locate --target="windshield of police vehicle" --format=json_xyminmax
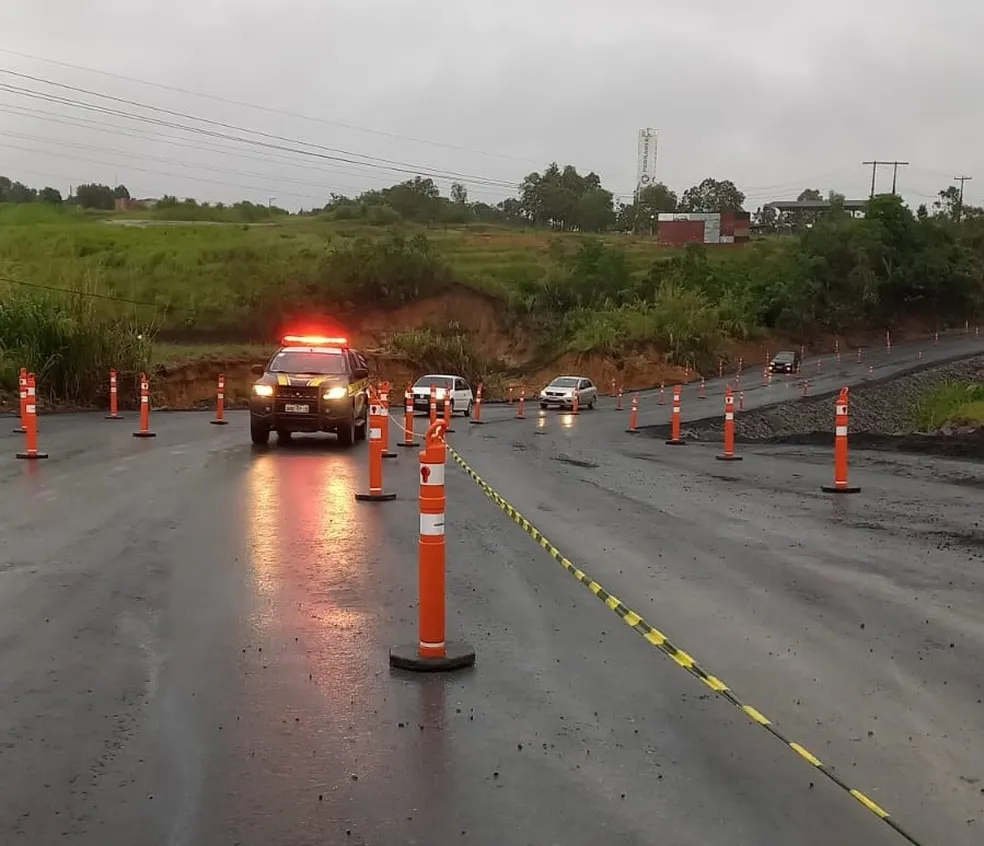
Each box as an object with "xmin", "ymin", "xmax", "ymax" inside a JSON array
[
  {"xmin": 268, "ymin": 350, "xmax": 348, "ymax": 374},
  {"xmin": 548, "ymin": 377, "xmax": 579, "ymax": 388},
  {"xmin": 414, "ymin": 375, "xmax": 453, "ymax": 389}
]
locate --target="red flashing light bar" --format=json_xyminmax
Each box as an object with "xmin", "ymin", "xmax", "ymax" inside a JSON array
[{"xmin": 282, "ymin": 334, "xmax": 348, "ymax": 347}]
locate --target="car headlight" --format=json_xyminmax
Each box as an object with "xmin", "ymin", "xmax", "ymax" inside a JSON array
[
  {"xmin": 322, "ymin": 386, "xmax": 347, "ymax": 400},
  {"xmin": 252, "ymin": 384, "xmax": 274, "ymax": 397}
]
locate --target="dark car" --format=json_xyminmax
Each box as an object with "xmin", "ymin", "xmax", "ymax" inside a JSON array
[
  {"xmin": 248, "ymin": 335, "xmax": 371, "ymax": 446},
  {"xmin": 769, "ymin": 350, "xmax": 800, "ymax": 374}
]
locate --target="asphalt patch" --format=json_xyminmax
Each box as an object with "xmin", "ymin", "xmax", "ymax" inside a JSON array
[{"xmin": 553, "ymin": 456, "xmax": 600, "ymax": 469}]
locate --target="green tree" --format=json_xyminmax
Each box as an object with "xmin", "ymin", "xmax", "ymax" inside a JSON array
[
  {"xmin": 113, "ymin": 184, "xmax": 131, "ymax": 200},
  {"xmin": 679, "ymin": 178, "xmax": 745, "ymax": 213},
  {"xmin": 450, "ymin": 181, "xmax": 468, "ymax": 205},
  {"xmin": 74, "ymin": 183, "xmax": 115, "ymax": 210},
  {"xmin": 38, "ymin": 186, "xmax": 63, "ymax": 204}
]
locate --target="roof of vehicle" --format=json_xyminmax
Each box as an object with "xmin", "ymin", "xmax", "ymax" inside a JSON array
[
  {"xmin": 548, "ymin": 375, "xmax": 588, "ymax": 382},
  {"xmin": 773, "ymin": 350, "xmax": 796, "ymax": 358},
  {"xmin": 414, "ymin": 374, "xmax": 464, "ymax": 382}
]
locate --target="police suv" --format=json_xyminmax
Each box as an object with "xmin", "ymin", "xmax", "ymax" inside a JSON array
[{"xmin": 249, "ymin": 335, "xmax": 371, "ymax": 446}]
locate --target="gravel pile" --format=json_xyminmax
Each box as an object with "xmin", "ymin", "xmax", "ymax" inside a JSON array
[{"xmin": 673, "ymin": 355, "xmax": 984, "ymax": 442}]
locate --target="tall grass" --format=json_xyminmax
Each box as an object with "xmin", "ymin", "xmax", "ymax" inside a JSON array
[
  {"xmin": 911, "ymin": 382, "xmax": 984, "ymax": 431},
  {"xmin": 0, "ymin": 278, "xmax": 154, "ymax": 402},
  {"xmin": 386, "ymin": 328, "xmax": 496, "ymax": 388}
]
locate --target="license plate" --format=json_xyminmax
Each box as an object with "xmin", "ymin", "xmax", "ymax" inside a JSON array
[{"xmin": 284, "ymin": 403, "xmax": 309, "ymax": 413}]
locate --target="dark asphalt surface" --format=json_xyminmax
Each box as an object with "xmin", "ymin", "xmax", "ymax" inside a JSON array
[{"xmin": 0, "ymin": 334, "xmax": 980, "ymax": 844}]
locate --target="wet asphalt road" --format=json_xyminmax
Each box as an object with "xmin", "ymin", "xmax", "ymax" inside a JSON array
[{"xmin": 0, "ymin": 335, "xmax": 981, "ymax": 845}]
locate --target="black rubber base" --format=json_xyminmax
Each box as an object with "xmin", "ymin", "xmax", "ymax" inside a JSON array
[
  {"xmin": 355, "ymin": 492, "xmax": 397, "ymax": 502},
  {"xmin": 16, "ymin": 452, "xmax": 48, "ymax": 460},
  {"xmin": 665, "ymin": 439, "xmax": 687, "ymax": 446},
  {"xmin": 533, "ymin": 430, "xmax": 546, "ymax": 435},
  {"xmin": 626, "ymin": 429, "xmax": 639, "ymax": 434},
  {"xmin": 105, "ymin": 414, "xmax": 124, "ymax": 420},
  {"xmin": 469, "ymin": 419, "xmax": 486, "ymax": 425},
  {"xmin": 389, "ymin": 641, "xmax": 476, "ymax": 672},
  {"xmin": 716, "ymin": 454, "xmax": 743, "ymax": 461},
  {"xmin": 12, "ymin": 427, "xmax": 26, "ymax": 434},
  {"xmin": 382, "ymin": 451, "xmax": 398, "ymax": 459},
  {"xmin": 209, "ymin": 419, "xmax": 229, "ymax": 426},
  {"xmin": 444, "ymin": 426, "xmax": 455, "ymax": 433},
  {"xmin": 397, "ymin": 441, "xmax": 416, "ymax": 448},
  {"xmin": 698, "ymin": 396, "xmax": 707, "ymax": 400},
  {"xmin": 132, "ymin": 431, "xmax": 157, "ymax": 438},
  {"xmin": 822, "ymin": 485, "xmax": 861, "ymax": 494}
]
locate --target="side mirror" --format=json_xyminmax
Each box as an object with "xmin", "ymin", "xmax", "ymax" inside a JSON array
[
  {"xmin": 250, "ymin": 364, "xmax": 264, "ymax": 376},
  {"xmin": 354, "ymin": 368, "xmax": 369, "ymax": 380}
]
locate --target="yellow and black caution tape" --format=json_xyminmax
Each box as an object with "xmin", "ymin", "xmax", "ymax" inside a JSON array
[{"xmin": 445, "ymin": 443, "xmax": 925, "ymax": 846}]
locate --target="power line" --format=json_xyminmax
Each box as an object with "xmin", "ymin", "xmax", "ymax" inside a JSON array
[
  {"xmin": 0, "ymin": 45, "xmax": 544, "ymax": 167},
  {"xmin": 0, "ymin": 68, "xmax": 520, "ymax": 191},
  {"xmin": 0, "ymin": 274, "xmax": 164, "ymax": 309}
]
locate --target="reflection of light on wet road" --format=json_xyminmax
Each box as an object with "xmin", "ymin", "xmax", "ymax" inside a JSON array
[
  {"xmin": 246, "ymin": 453, "xmax": 280, "ymax": 603},
  {"xmin": 560, "ymin": 413, "xmax": 574, "ymax": 429},
  {"xmin": 537, "ymin": 412, "xmax": 547, "ymax": 429}
]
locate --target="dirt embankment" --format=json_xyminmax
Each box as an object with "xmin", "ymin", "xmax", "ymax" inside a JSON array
[{"xmin": 647, "ymin": 355, "xmax": 984, "ymax": 459}]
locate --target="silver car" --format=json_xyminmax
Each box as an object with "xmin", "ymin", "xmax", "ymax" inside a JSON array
[{"xmin": 539, "ymin": 376, "xmax": 598, "ymax": 410}]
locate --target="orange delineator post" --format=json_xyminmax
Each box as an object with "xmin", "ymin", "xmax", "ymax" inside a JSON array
[
  {"xmin": 399, "ymin": 385, "xmax": 415, "ymax": 448},
  {"xmin": 13, "ymin": 367, "xmax": 27, "ymax": 433},
  {"xmin": 16, "ymin": 373, "xmax": 48, "ymax": 460},
  {"xmin": 379, "ymin": 382, "xmax": 397, "ymax": 458},
  {"xmin": 355, "ymin": 396, "xmax": 397, "ymax": 502},
  {"xmin": 106, "ymin": 369, "xmax": 124, "ymax": 420},
  {"xmin": 626, "ymin": 393, "xmax": 639, "ymax": 434},
  {"xmin": 822, "ymin": 388, "xmax": 860, "ymax": 494},
  {"xmin": 470, "ymin": 383, "xmax": 485, "ymax": 425},
  {"xmin": 665, "ymin": 384, "xmax": 686, "ymax": 446},
  {"xmin": 610, "ymin": 378, "xmax": 617, "ymax": 397},
  {"xmin": 389, "ymin": 420, "xmax": 475, "ymax": 672},
  {"xmin": 658, "ymin": 382, "xmax": 665, "ymax": 405},
  {"xmin": 571, "ymin": 388, "xmax": 580, "ymax": 415},
  {"xmin": 698, "ymin": 377, "xmax": 706, "ymax": 399},
  {"xmin": 429, "ymin": 384, "xmax": 438, "ymax": 426},
  {"xmin": 443, "ymin": 393, "xmax": 455, "ymax": 433},
  {"xmin": 615, "ymin": 386, "xmax": 623, "ymax": 411},
  {"xmin": 516, "ymin": 390, "xmax": 526, "ymax": 419},
  {"xmin": 716, "ymin": 387, "xmax": 742, "ymax": 462},
  {"xmin": 210, "ymin": 373, "xmax": 229, "ymax": 425},
  {"xmin": 132, "ymin": 373, "xmax": 156, "ymax": 438}
]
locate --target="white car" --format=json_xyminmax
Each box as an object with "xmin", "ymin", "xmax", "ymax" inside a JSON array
[
  {"xmin": 539, "ymin": 376, "xmax": 598, "ymax": 410},
  {"xmin": 411, "ymin": 374, "xmax": 475, "ymax": 416}
]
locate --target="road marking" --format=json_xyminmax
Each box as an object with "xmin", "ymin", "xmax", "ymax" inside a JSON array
[{"xmin": 445, "ymin": 444, "xmax": 924, "ymax": 846}]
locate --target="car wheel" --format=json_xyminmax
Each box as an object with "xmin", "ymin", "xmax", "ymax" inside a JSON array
[
  {"xmin": 588, "ymin": 396, "xmax": 596, "ymax": 410},
  {"xmin": 250, "ymin": 421, "xmax": 270, "ymax": 446},
  {"xmin": 464, "ymin": 400, "xmax": 472, "ymax": 418},
  {"xmin": 337, "ymin": 417, "xmax": 356, "ymax": 447}
]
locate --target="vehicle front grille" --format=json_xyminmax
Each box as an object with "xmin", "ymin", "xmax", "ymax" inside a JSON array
[{"xmin": 277, "ymin": 386, "xmax": 320, "ymax": 401}]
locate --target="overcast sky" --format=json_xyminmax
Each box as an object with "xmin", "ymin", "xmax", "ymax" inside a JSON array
[{"xmin": 0, "ymin": 1, "xmax": 981, "ymax": 211}]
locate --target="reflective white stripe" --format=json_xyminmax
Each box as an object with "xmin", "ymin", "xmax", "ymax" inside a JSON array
[
  {"xmin": 370, "ymin": 404, "xmax": 384, "ymax": 415},
  {"xmin": 725, "ymin": 412, "xmax": 734, "ymax": 421},
  {"xmin": 836, "ymin": 426, "xmax": 848, "ymax": 437},
  {"xmin": 27, "ymin": 387, "xmax": 35, "ymax": 397},
  {"xmin": 420, "ymin": 462, "xmax": 445, "ymax": 486},
  {"xmin": 836, "ymin": 405, "xmax": 847, "ymax": 415},
  {"xmin": 419, "ymin": 640, "xmax": 445, "ymax": 650},
  {"xmin": 141, "ymin": 396, "xmax": 149, "ymax": 403},
  {"xmin": 26, "ymin": 404, "xmax": 35, "ymax": 414},
  {"xmin": 110, "ymin": 387, "xmax": 117, "ymax": 394},
  {"xmin": 420, "ymin": 513, "xmax": 445, "ymax": 535},
  {"xmin": 217, "ymin": 392, "xmax": 224, "ymax": 400},
  {"xmin": 369, "ymin": 427, "xmax": 381, "ymax": 440}
]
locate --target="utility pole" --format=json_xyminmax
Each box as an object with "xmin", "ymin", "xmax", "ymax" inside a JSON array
[
  {"xmin": 862, "ymin": 161, "xmax": 909, "ymax": 197},
  {"xmin": 954, "ymin": 175, "xmax": 972, "ymax": 222}
]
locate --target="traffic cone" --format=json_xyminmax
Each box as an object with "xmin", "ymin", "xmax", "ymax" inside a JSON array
[
  {"xmin": 356, "ymin": 396, "xmax": 397, "ymax": 502},
  {"xmin": 516, "ymin": 390, "xmax": 526, "ymax": 419},
  {"xmin": 443, "ymin": 393, "xmax": 455, "ymax": 434},
  {"xmin": 716, "ymin": 386, "xmax": 742, "ymax": 462},
  {"xmin": 470, "ymin": 383, "xmax": 485, "ymax": 424},
  {"xmin": 626, "ymin": 393, "xmax": 639, "ymax": 434},
  {"xmin": 390, "ymin": 420, "xmax": 475, "ymax": 672},
  {"xmin": 106, "ymin": 369, "xmax": 124, "ymax": 420},
  {"xmin": 399, "ymin": 385, "xmax": 416, "ymax": 447},
  {"xmin": 132, "ymin": 373, "xmax": 156, "ymax": 438},
  {"xmin": 615, "ymin": 386, "xmax": 623, "ymax": 411},
  {"xmin": 210, "ymin": 373, "xmax": 229, "ymax": 425},
  {"xmin": 822, "ymin": 388, "xmax": 860, "ymax": 494},
  {"xmin": 13, "ymin": 367, "xmax": 27, "ymax": 433},
  {"xmin": 16, "ymin": 373, "xmax": 47, "ymax": 460},
  {"xmin": 379, "ymin": 382, "xmax": 397, "ymax": 458},
  {"xmin": 665, "ymin": 385, "xmax": 686, "ymax": 446}
]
